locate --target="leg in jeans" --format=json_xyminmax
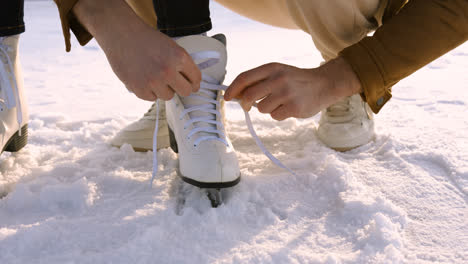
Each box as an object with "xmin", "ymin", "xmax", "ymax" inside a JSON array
[
  {"xmin": 0, "ymin": 0, "xmax": 25, "ymax": 37},
  {"xmin": 153, "ymin": 0, "xmax": 211, "ymax": 37},
  {"xmin": 1, "ymin": 0, "xmax": 28, "ymax": 154}
]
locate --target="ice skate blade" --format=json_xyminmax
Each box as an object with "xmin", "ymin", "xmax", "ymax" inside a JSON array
[
  {"xmin": 1, "ymin": 125, "xmax": 28, "ymax": 154},
  {"xmin": 206, "ymin": 189, "xmax": 222, "ymax": 208},
  {"xmin": 331, "ymin": 146, "xmax": 355, "ymax": 152},
  {"xmin": 180, "ymin": 174, "xmax": 241, "ymax": 189}
]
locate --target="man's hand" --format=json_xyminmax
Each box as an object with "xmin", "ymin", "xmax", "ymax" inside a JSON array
[
  {"xmin": 224, "ymin": 57, "xmax": 362, "ymax": 121},
  {"xmin": 73, "ymin": 0, "xmax": 201, "ymax": 101}
]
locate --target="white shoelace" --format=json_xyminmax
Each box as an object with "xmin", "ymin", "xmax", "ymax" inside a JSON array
[
  {"xmin": 150, "ymin": 51, "xmax": 296, "ymax": 185},
  {"xmin": 0, "ymin": 39, "xmax": 23, "ymax": 135}
]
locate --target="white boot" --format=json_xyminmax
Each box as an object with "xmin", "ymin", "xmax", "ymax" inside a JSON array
[
  {"xmin": 1, "ymin": 35, "xmax": 28, "ymax": 155},
  {"xmin": 166, "ymin": 34, "xmax": 240, "ymax": 188},
  {"xmin": 110, "ymin": 102, "xmax": 169, "ymax": 151},
  {"xmin": 317, "ymin": 94, "xmax": 374, "ymax": 151}
]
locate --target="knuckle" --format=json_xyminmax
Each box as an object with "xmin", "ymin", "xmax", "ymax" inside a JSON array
[
  {"xmin": 271, "ymin": 112, "xmax": 284, "ymax": 121},
  {"xmin": 135, "ymin": 90, "xmax": 151, "ymax": 101},
  {"xmin": 243, "ymin": 90, "xmax": 255, "ymax": 102},
  {"xmin": 181, "ymin": 86, "xmax": 191, "ymax": 97},
  {"xmin": 285, "ymin": 88, "xmax": 295, "ymax": 98},
  {"xmin": 133, "ymin": 90, "xmax": 145, "ymax": 100},
  {"xmin": 265, "ymin": 62, "xmax": 276, "ymax": 69},
  {"xmin": 146, "ymin": 93, "xmax": 157, "ymax": 101},
  {"xmin": 162, "ymin": 89, "xmax": 175, "ymax": 100},
  {"xmin": 242, "ymin": 90, "xmax": 253, "ymax": 102},
  {"xmin": 280, "ymin": 87, "xmax": 292, "ymax": 98},
  {"xmin": 257, "ymin": 103, "xmax": 268, "ymax": 113},
  {"xmin": 174, "ymin": 47, "xmax": 187, "ymax": 61},
  {"xmin": 289, "ymin": 104, "xmax": 301, "ymax": 117},
  {"xmin": 156, "ymin": 87, "xmax": 168, "ymax": 100},
  {"xmin": 276, "ymin": 73, "xmax": 288, "ymax": 85},
  {"xmin": 268, "ymin": 62, "xmax": 281, "ymax": 71},
  {"xmin": 161, "ymin": 66, "xmax": 173, "ymax": 79},
  {"xmin": 193, "ymin": 69, "xmax": 202, "ymax": 84},
  {"xmin": 155, "ymin": 62, "xmax": 172, "ymax": 80},
  {"xmin": 125, "ymin": 83, "xmax": 136, "ymax": 93},
  {"xmin": 145, "ymin": 75, "xmax": 157, "ymax": 88},
  {"xmin": 236, "ymin": 73, "xmax": 248, "ymax": 84}
]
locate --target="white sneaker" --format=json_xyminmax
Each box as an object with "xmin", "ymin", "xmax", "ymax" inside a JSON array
[
  {"xmin": 165, "ymin": 34, "xmax": 240, "ymax": 188},
  {"xmin": 1, "ymin": 35, "xmax": 28, "ymax": 155},
  {"xmin": 317, "ymin": 94, "xmax": 374, "ymax": 151},
  {"xmin": 110, "ymin": 102, "xmax": 169, "ymax": 151}
]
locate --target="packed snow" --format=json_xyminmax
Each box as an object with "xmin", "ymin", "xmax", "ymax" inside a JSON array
[{"xmin": 1, "ymin": 1, "xmax": 467, "ymax": 263}]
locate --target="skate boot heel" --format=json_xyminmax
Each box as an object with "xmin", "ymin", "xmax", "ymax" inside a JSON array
[
  {"xmin": 168, "ymin": 127, "xmax": 178, "ymax": 153},
  {"xmin": 5, "ymin": 124, "xmax": 28, "ymax": 152}
]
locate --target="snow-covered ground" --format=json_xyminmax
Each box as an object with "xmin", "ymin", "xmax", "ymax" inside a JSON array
[{"xmin": 1, "ymin": 1, "xmax": 467, "ymax": 263}]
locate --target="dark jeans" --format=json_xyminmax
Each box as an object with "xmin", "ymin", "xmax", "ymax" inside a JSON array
[
  {"xmin": 0, "ymin": 0, "xmax": 25, "ymax": 37},
  {"xmin": 153, "ymin": 0, "xmax": 211, "ymax": 37},
  {"xmin": 1, "ymin": 0, "xmax": 209, "ymax": 37}
]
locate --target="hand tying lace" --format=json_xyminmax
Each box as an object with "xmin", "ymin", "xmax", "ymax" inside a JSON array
[{"xmin": 150, "ymin": 51, "xmax": 296, "ymax": 186}]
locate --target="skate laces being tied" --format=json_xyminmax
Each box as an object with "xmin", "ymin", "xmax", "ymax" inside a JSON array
[
  {"xmin": 0, "ymin": 38, "xmax": 23, "ymax": 135},
  {"xmin": 150, "ymin": 51, "xmax": 296, "ymax": 185}
]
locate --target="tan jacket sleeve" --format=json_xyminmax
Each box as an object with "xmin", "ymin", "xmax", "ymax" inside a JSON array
[
  {"xmin": 53, "ymin": 0, "xmax": 157, "ymax": 52},
  {"xmin": 53, "ymin": 0, "xmax": 92, "ymax": 52},
  {"xmin": 340, "ymin": 0, "xmax": 468, "ymax": 113}
]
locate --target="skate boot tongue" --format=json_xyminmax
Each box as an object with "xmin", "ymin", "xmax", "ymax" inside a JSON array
[
  {"xmin": 325, "ymin": 97, "xmax": 354, "ymax": 123},
  {"xmin": 176, "ymin": 35, "xmax": 228, "ymax": 145},
  {"xmin": 179, "ymin": 77, "xmax": 219, "ymax": 140}
]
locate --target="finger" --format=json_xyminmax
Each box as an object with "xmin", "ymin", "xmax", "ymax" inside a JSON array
[
  {"xmin": 257, "ymin": 92, "xmax": 287, "ymax": 114},
  {"xmin": 133, "ymin": 87, "xmax": 158, "ymax": 101},
  {"xmin": 180, "ymin": 72, "xmax": 200, "ymax": 93},
  {"xmin": 170, "ymin": 72, "xmax": 193, "ymax": 97},
  {"xmin": 240, "ymin": 100, "xmax": 253, "ymax": 112},
  {"xmin": 270, "ymin": 104, "xmax": 294, "ymax": 121},
  {"xmin": 239, "ymin": 77, "xmax": 279, "ymax": 112},
  {"xmin": 225, "ymin": 63, "xmax": 279, "ymax": 101},
  {"xmin": 241, "ymin": 78, "xmax": 273, "ymax": 106},
  {"xmin": 179, "ymin": 52, "xmax": 202, "ymax": 92},
  {"xmin": 155, "ymin": 85, "xmax": 175, "ymax": 101}
]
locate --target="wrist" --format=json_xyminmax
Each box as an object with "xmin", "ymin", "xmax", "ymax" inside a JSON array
[
  {"xmin": 325, "ymin": 56, "xmax": 362, "ymax": 99},
  {"xmin": 73, "ymin": 0, "xmax": 148, "ymax": 48}
]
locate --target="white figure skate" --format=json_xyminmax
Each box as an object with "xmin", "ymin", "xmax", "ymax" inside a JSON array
[
  {"xmin": 111, "ymin": 102, "xmax": 170, "ymax": 151},
  {"xmin": 317, "ymin": 94, "xmax": 374, "ymax": 151},
  {"xmin": 165, "ymin": 34, "xmax": 240, "ymax": 206},
  {"xmin": 0, "ymin": 35, "xmax": 28, "ymax": 155}
]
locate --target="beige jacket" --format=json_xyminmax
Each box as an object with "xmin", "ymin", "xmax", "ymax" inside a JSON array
[{"xmin": 53, "ymin": 0, "xmax": 468, "ymax": 113}]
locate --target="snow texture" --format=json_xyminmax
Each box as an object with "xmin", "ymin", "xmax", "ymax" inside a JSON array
[{"xmin": 1, "ymin": 1, "xmax": 467, "ymax": 263}]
